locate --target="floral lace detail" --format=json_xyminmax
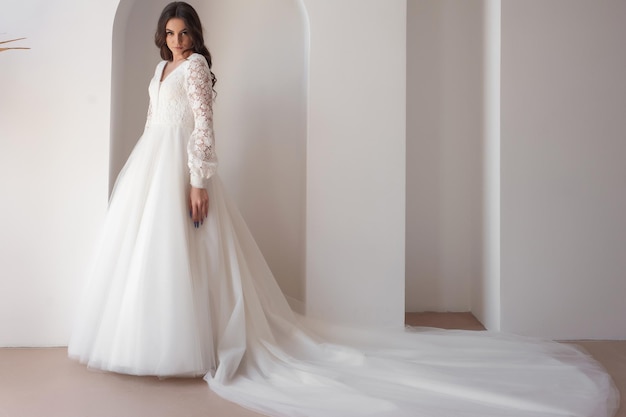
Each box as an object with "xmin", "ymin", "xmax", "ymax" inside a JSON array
[{"xmin": 185, "ymin": 54, "xmax": 217, "ymax": 188}]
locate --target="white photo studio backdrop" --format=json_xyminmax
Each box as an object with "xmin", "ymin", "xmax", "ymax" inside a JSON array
[{"xmin": 1, "ymin": 0, "xmax": 625, "ymax": 346}]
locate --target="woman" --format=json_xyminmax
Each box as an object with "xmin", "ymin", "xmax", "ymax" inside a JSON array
[{"xmin": 69, "ymin": 2, "xmax": 619, "ymax": 416}]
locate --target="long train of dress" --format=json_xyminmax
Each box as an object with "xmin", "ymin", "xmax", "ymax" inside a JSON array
[{"xmin": 68, "ymin": 53, "xmax": 619, "ymax": 417}]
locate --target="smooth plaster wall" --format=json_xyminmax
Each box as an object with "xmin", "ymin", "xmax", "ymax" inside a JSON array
[
  {"xmin": 473, "ymin": 0, "xmax": 501, "ymax": 331},
  {"xmin": 6, "ymin": 0, "xmax": 622, "ymax": 344},
  {"xmin": 0, "ymin": 0, "xmax": 115, "ymax": 346},
  {"xmin": 1, "ymin": 0, "xmax": 407, "ymax": 345},
  {"xmin": 200, "ymin": 0, "xmax": 308, "ymax": 303},
  {"xmin": 501, "ymin": 0, "xmax": 626, "ymax": 339},
  {"xmin": 304, "ymin": 0, "xmax": 407, "ymax": 327},
  {"xmin": 110, "ymin": 0, "xmax": 169, "ymax": 191},
  {"xmin": 406, "ymin": 0, "xmax": 483, "ymax": 313}
]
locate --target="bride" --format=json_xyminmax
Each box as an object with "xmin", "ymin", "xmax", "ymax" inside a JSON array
[{"xmin": 68, "ymin": 2, "xmax": 619, "ymax": 416}]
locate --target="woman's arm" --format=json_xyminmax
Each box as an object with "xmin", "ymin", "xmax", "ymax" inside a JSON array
[
  {"xmin": 186, "ymin": 54, "xmax": 217, "ymax": 188},
  {"xmin": 186, "ymin": 54, "xmax": 218, "ymax": 226}
]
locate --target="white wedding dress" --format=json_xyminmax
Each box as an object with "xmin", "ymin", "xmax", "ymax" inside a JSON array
[{"xmin": 68, "ymin": 53, "xmax": 619, "ymax": 417}]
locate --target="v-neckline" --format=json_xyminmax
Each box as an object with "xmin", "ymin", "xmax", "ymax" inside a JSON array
[{"xmin": 160, "ymin": 59, "xmax": 186, "ymax": 83}]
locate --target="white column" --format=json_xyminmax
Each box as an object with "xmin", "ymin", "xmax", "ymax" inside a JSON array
[
  {"xmin": 473, "ymin": 0, "xmax": 501, "ymax": 330},
  {"xmin": 303, "ymin": 0, "xmax": 407, "ymax": 327}
]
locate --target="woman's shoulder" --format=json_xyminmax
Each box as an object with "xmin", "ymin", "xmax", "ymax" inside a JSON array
[
  {"xmin": 150, "ymin": 60, "xmax": 167, "ymax": 79},
  {"xmin": 153, "ymin": 59, "xmax": 167, "ymax": 72},
  {"xmin": 188, "ymin": 52, "xmax": 203, "ymax": 60},
  {"xmin": 186, "ymin": 53, "xmax": 206, "ymax": 64}
]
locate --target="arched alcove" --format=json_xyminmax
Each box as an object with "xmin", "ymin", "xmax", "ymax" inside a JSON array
[
  {"xmin": 111, "ymin": 0, "xmax": 309, "ymax": 303},
  {"xmin": 110, "ymin": 0, "xmax": 167, "ymax": 191}
]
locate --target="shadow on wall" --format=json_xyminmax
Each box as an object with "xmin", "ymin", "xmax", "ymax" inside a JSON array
[
  {"xmin": 405, "ymin": 0, "xmax": 486, "ymax": 315},
  {"xmin": 110, "ymin": 0, "xmax": 309, "ymax": 303}
]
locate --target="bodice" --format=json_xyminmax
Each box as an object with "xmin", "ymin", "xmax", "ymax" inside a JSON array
[
  {"xmin": 143, "ymin": 53, "xmax": 217, "ymax": 189},
  {"xmin": 148, "ymin": 61, "xmax": 195, "ymax": 128}
]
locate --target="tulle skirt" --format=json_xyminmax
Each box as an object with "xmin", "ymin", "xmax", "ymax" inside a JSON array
[{"xmin": 68, "ymin": 124, "xmax": 620, "ymax": 417}]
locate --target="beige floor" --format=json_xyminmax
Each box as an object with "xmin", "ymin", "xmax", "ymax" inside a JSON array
[{"xmin": 0, "ymin": 313, "xmax": 622, "ymax": 417}]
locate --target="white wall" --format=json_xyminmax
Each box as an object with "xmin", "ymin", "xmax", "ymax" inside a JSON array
[
  {"xmin": 501, "ymin": 0, "xmax": 626, "ymax": 339},
  {"xmin": 6, "ymin": 0, "xmax": 622, "ymax": 344},
  {"xmin": 304, "ymin": 0, "xmax": 407, "ymax": 327},
  {"xmin": 406, "ymin": 0, "xmax": 483, "ymax": 313},
  {"xmin": 110, "ymin": 0, "xmax": 169, "ymax": 190},
  {"xmin": 0, "ymin": 0, "xmax": 115, "ymax": 346},
  {"xmin": 200, "ymin": 0, "xmax": 308, "ymax": 303},
  {"xmin": 407, "ymin": 0, "xmax": 626, "ymax": 339},
  {"xmin": 473, "ymin": 0, "xmax": 501, "ymax": 331},
  {"xmin": 1, "ymin": 0, "xmax": 407, "ymax": 345}
]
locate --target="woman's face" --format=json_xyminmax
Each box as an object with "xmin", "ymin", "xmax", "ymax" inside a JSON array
[{"xmin": 165, "ymin": 18, "xmax": 192, "ymax": 60}]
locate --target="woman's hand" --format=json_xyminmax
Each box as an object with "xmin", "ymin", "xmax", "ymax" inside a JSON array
[{"xmin": 189, "ymin": 187, "xmax": 209, "ymax": 228}]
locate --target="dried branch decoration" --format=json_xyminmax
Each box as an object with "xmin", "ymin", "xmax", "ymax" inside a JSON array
[{"xmin": 0, "ymin": 37, "xmax": 30, "ymax": 53}]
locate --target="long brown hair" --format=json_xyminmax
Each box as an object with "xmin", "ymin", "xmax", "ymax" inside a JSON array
[{"xmin": 155, "ymin": 2, "xmax": 217, "ymax": 89}]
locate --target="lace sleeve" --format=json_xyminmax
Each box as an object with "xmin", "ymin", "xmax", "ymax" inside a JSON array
[{"xmin": 185, "ymin": 54, "xmax": 217, "ymax": 188}]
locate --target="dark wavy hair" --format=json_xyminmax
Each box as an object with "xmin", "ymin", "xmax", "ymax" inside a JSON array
[{"xmin": 155, "ymin": 2, "xmax": 217, "ymax": 89}]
